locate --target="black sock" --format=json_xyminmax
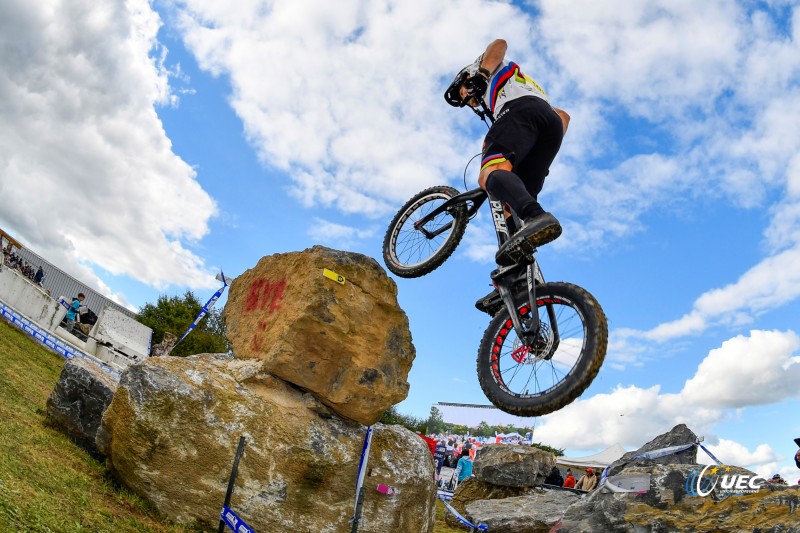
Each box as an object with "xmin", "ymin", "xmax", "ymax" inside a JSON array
[
  {"xmin": 486, "ymin": 169, "xmax": 544, "ymax": 220},
  {"xmin": 506, "ymin": 216, "xmax": 518, "ymax": 235}
]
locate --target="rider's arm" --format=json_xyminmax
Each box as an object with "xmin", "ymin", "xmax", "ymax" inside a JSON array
[
  {"xmin": 553, "ymin": 107, "xmax": 570, "ymax": 135},
  {"xmin": 478, "ymin": 39, "xmax": 507, "ymax": 76}
]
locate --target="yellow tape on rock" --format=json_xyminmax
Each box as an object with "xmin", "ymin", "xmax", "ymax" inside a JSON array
[{"xmin": 323, "ymin": 268, "xmax": 346, "ymax": 285}]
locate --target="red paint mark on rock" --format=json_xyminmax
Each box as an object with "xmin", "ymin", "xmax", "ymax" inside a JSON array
[
  {"xmin": 244, "ymin": 277, "xmax": 287, "ymax": 314},
  {"xmin": 251, "ymin": 334, "xmax": 264, "ymax": 351}
]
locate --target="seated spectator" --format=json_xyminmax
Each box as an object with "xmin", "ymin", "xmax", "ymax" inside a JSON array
[
  {"xmin": 544, "ymin": 465, "xmax": 564, "ymax": 487},
  {"xmin": 575, "ymin": 468, "xmax": 598, "ymax": 491},
  {"xmin": 562, "ymin": 469, "xmax": 576, "ymax": 488}
]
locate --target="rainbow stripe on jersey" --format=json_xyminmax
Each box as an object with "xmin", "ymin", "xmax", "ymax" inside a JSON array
[{"xmin": 484, "ymin": 61, "xmax": 549, "ymax": 114}]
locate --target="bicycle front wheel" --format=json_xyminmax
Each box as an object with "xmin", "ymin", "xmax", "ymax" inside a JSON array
[
  {"xmin": 477, "ymin": 282, "xmax": 608, "ymax": 417},
  {"xmin": 382, "ymin": 186, "xmax": 468, "ymax": 278}
]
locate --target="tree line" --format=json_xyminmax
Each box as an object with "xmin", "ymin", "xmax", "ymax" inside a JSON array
[{"xmin": 135, "ymin": 291, "xmax": 229, "ymax": 358}]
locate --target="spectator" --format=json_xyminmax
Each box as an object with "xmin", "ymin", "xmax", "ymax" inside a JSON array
[
  {"xmin": 63, "ymin": 293, "xmax": 85, "ymax": 333},
  {"xmin": 454, "ymin": 449, "xmax": 474, "ymax": 485},
  {"xmin": 769, "ymin": 474, "xmax": 786, "ymax": 485},
  {"xmin": 433, "ymin": 439, "xmax": 447, "ymax": 480},
  {"xmin": 34, "ymin": 266, "xmax": 44, "ymax": 285},
  {"xmin": 575, "ymin": 468, "xmax": 598, "ymax": 491},
  {"xmin": 544, "ymin": 465, "xmax": 564, "ymax": 487},
  {"xmin": 795, "ymin": 439, "xmax": 800, "ymax": 469},
  {"xmin": 562, "ymin": 469, "xmax": 576, "ymax": 488}
]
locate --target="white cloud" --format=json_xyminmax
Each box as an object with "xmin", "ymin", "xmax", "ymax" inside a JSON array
[
  {"xmin": 698, "ymin": 438, "xmax": 779, "ymax": 470},
  {"xmin": 535, "ymin": 385, "xmax": 687, "ymax": 450},
  {"xmin": 681, "ymin": 330, "xmax": 800, "ymax": 408},
  {"xmin": 165, "ymin": 0, "xmax": 800, "ymax": 284},
  {"xmin": 171, "ymin": 0, "xmax": 540, "ymax": 217},
  {"xmin": 642, "ymin": 249, "xmax": 800, "ymax": 341},
  {"xmin": 535, "ymin": 330, "xmax": 799, "ymax": 459},
  {"xmin": 460, "ymin": 217, "xmax": 498, "ymax": 264},
  {"xmin": 0, "ymin": 0, "xmax": 218, "ymax": 295},
  {"xmin": 3, "ymin": 0, "xmax": 796, "ymax": 305},
  {"xmin": 307, "ymin": 217, "xmax": 376, "ymax": 248},
  {"xmin": 530, "ymin": 1, "xmax": 800, "ymax": 254}
]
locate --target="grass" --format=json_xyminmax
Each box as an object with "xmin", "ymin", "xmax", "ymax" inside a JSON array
[
  {"xmin": 433, "ymin": 499, "xmax": 466, "ymax": 533},
  {"xmin": 0, "ymin": 319, "xmax": 202, "ymax": 533},
  {"xmin": 0, "ymin": 318, "xmax": 465, "ymax": 532}
]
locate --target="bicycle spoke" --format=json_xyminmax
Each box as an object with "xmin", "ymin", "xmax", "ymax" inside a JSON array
[
  {"xmin": 392, "ymin": 198, "xmax": 455, "ymax": 268},
  {"xmin": 495, "ymin": 297, "xmax": 587, "ymax": 398}
]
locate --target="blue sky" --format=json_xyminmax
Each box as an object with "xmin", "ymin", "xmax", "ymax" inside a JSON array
[{"xmin": 1, "ymin": 0, "xmax": 799, "ymax": 480}]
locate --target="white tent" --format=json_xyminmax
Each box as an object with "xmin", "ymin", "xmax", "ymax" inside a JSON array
[{"xmin": 556, "ymin": 443, "xmax": 627, "ymax": 470}]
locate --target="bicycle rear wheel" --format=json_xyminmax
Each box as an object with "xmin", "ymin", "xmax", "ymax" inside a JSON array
[
  {"xmin": 477, "ymin": 282, "xmax": 607, "ymax": 417},
  {"xmin": 382, "ymin": 186, "xmax": 468, "ymax": 278}
]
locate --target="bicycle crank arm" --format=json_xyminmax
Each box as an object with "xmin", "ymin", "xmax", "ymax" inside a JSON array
[{"xmin": 414, "ymin": 220, "xmax": 453, "ymax": 239}]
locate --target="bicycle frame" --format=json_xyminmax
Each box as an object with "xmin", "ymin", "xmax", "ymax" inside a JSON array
[
  {"xmin": 412, "ymin": 187, "xmax": 487, "ymax": 239},
  {"xmin": 492, "ymin": 261, "xmax": 559, "ymax": 353},
  {"xmin": 413, "ymin": 185, "xmax": 561, "ymax": 351}
]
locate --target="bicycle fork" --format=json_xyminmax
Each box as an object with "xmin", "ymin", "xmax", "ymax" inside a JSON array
[
  {"xmin": 493, "ymin": 264, "xmax": 538, "ymax": 343},
  {"xmin": 492, "ymin": 262, "xmax": 561, "ymax": 358}
]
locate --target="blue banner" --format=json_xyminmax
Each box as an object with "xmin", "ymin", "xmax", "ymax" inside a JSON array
[
  {"xmin": 171, "ymin": 272, "xmax": 228, "ymax": 352},
  {"xmin": 632, "ymin": 442, "xmax": 696, "ymax": 461},
  {"xmin": 438, "ymin": 496, "xmax": 488, "ymax": 531},
  {"xmin": 220, "ymin": 506, "xmax": 255, "ymax": 533},
  {"xmin": 0, "ymin": 300, "xmax": 119, "ymax": 377},
  {"xmin": 352, "ymin": 425, "xmax": 374, "ymax": 519},
  {"xmin": 697, "ymin": 443, "xmax": 723, "ymax": 466}
]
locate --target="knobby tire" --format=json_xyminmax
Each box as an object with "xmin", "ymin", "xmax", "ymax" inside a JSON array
[
  {"xmin": 382, "ymin": 186, "xmax": 468, "ymax": 278},
  {"xmin": 477, "ymin": 282, "xmax": 608, "ymax": 417}
]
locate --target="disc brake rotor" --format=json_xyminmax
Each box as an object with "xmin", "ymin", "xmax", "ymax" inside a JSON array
[{"xmin": 510, "ymin": 322, "xmax": 554, "ymax": 364}]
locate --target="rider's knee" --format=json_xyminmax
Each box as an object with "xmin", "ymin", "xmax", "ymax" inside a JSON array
[
  {"xmin": 479, "ymin": 160, "xmax": 513, "ymax": 190},
  {"xmin": 483, "ymin": 168, "xmax": 517, "ymax": 193}
]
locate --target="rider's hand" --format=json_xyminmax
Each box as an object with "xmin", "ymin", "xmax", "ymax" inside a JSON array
[{"xmin": 464, "ymin": 73, "xmax": 488, "ymax": 99}]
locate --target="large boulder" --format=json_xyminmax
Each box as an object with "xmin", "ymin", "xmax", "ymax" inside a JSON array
[
  {"xmin": 225, "ymin": 246, "xmax": 415, "ymax": 425},
  {"xmin": 98, "ymin": 353, "xmax": 436, "ymax": 532},
  {"xmin": 46, "ymin": 357, "xmax": 119, "ymax": 458},
  {"xmin": 473, "ymin": 444, "xmax": 555, "ymax": 487},
  {"xmin": 445, "ymin": 477, "xmax": 533, "ymax": 529},
  {"xmin": 606, "ymin": 423, "xmax": 698, "ymax": 477},
  {"xmin": 558, "ymin": 464, "xmax": 799, "ymax": 532},
  {"xmin": 466, "ymin": 489, "xmax": 581, "ymax": 533}
]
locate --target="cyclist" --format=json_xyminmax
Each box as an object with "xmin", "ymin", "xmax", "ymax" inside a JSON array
[{"xmin": 445, "ymin": 38, "xmax": 570, "ymax": 313}]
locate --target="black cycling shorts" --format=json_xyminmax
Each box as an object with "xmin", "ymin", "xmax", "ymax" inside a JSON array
[{"xmin": 481, "ymin": 96, "xmax": 563, "ymax": 199}]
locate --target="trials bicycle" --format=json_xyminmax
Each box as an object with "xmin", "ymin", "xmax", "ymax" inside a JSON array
[
  {"xmin": 382, "ymin": 183, "xmax": 608, "ymax": 417},
  {"xmin": 382, "ymin": 75, "xmax": 608, "ymax": 417}
]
